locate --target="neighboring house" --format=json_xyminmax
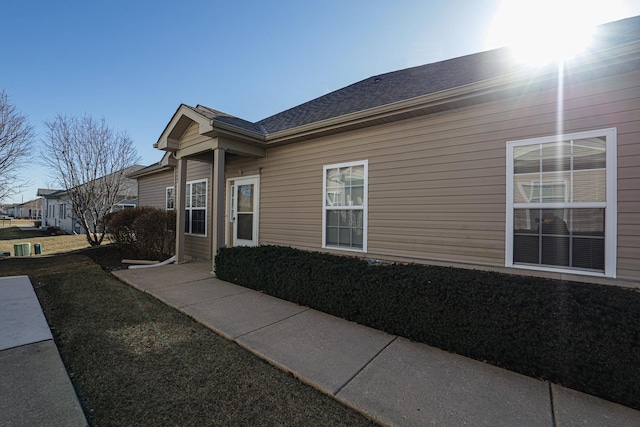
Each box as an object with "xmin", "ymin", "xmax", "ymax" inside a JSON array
[
  {"xmin": 0, "ymin": 204, "xmax": 18, "ymax": 217},
  {"xmin": 19, "ymin": 198, "xmax": 42, "ymax": 219},
  {"xmin": 132, "ymin": 16, "xmax": 640, "ymax": 287},
  {"xmin": 36, "ymin": 189, "xmax": 58, "ymax": 223},
  {"xmin": 42, "ymin": 166, "xmax": 143, "ymax": 234},
  {"xmin": 0, "ymin": 199, "xmax": 42, "ymax": 219}
]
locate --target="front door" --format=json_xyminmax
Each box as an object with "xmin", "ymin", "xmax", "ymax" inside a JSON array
[{"xmin": 231, "ymin": 176, "xmax": 259, "ymax": 247}]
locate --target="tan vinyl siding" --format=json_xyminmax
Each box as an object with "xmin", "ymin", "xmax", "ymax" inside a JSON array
[
  {"xmin": 617, "ymin": 119, "xmax": 640, "ymax": 280},
  {"xmin": 137, "ymin": 160, "xmax": 212, "ymax": 260},
  {"xmin": 224, "ymin": 69, "xmax": 640, "ymax": 283},
  {"xmin": 184, "ymin": 160, "xmax": 212, "ymax": 260},
  {"xmin": 181, "ymin": 122, "xmax": 210, "ymax": 149},
  {"xmin": 137, "ymin": 170, "xmax": 174, "ymax": 209}
]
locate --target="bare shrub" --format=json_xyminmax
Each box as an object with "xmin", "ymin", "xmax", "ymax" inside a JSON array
[{"xmin": 105, "ymin": 207, "xmax": 176, "ymax": 260}]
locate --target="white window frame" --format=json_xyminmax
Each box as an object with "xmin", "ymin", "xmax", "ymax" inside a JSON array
[
  {"xmin": 322, "ymin": 160, "xmax": 368, "ymax": 252},
  {"xmin": 506, "ymin": 128, "xmax": 617, "ymax": 278},
  {"xmin": 111, "ymin": 203, "xmax": 136, "ymax": 213},
  {"xmin": 166, "ymin": 186, "xmax": 175, "ymax": 210},
  {"xmin": 185, "ymin": 179, "xmax": 207, "ymax": 237}
]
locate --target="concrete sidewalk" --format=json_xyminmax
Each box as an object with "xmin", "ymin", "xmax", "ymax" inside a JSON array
[
  {"xmin": 0, "ymin": 276, "xmax": 87, "ymax": 427},
  {"xmin": 114, "ymin": 262, "xmax": 640, "ymax": 426}
]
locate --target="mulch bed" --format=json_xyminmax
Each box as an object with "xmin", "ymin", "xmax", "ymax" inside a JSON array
[{"xmin": 74, "ymin": 244, "xmax": 129, "ymax": 271}]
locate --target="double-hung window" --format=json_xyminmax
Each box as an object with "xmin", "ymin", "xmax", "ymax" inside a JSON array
[
  {"xmin": 185, "ymin": 180, "xmax": 207, "ymax": 236},
  {"xmin": 166, "ymin": 186, "xmax": 175, "ymax": 210},
  {"xmin": 323, "ymin": 160, "xmax": 368, "ymax": 252},
  {"xmin": 506, "ymin": 128, "xmax": 616, "ymax": 277}
]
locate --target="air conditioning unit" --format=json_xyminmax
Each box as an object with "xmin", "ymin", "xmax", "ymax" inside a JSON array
[{"xmin": 14, "ymin": 242, "xmax": 31, "ymax": 257}]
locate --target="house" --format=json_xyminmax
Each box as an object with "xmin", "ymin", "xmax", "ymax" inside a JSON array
[
  {"xmin": 42, "ymin": 166, "xmax": 143, "ymax": 234},
  {"xmin": 19, "ymin": 198, "xmax": 42, "ymax": 219},
  {"xmin": 36, "ymin": 189, "xmax": 58, "ymax": 222},
  {"xmin": 131, "ymin": 16, "xmax": 640, "ymax": 287},
  {"xmin": 0, "ymin": 204, "xmax": 18, "ymax": 218},
  {"xmin": 0, "ymin": 199, "xmax": 42, "ymax": 219}
]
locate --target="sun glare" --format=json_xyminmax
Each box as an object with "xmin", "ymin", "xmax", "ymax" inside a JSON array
[{"xmin": 487, "ymin": 0, "xmax": 632, "ymax": 65}]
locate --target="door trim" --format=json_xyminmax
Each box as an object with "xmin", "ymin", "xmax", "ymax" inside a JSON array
[{"xmin": 226, "ymin": 175, "xmax": 260, "ymax": 247}]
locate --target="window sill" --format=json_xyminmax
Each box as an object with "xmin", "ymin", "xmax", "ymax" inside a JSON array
[
  {"xmin": 508, "ymin": 263, "xmax": 613, "ymax": 278},
  {"xmin": 323, "ymin": 244, "xmax": 366, "ymax": 253}
]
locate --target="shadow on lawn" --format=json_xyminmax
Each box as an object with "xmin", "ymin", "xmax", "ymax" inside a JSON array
[{"xmin": 0, "ymin": 252, "xmax": 378, "ymax": 426}]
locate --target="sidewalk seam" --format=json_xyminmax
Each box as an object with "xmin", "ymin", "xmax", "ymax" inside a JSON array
[
  {"xmin": 0, "ymin": 338, "xmax": 55, "ymax": 352},
  {"xmin": 179, "ymin": 289, "xmax": 252, "ymax": 309},
  {"xmin": 549, "ymin": 382, "xmax": 557, "ymax": 427},
  {"xmin": 145, "ymin": 277, "xmax": 216, "ymax": 290},
  {"xmin": 234, "ymin": 307, "xmax": 311, "ymax": 339},
  {"xmin": 0, "ymin": 295, "xmax": 39, "ymax": 303},
  {"xmin": 333, "ymin": 335, "xmax": 399, "ymax": 397}
]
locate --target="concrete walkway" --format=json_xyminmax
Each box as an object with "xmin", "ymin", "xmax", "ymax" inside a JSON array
[
  {"xmin": 113, "ymin": 262, "xmax": 640, "ymax": 426},
  {"xmin": 0, "ymin": 276, "xmax": 87, "ymax": 427}
]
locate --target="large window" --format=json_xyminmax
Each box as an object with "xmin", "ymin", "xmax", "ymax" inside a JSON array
[
  {"xmin": 323, "ymin": 160, "xmax": 368, "ymax": 252},
  {"xmin": 185, "ymin": 180, "xmax": 207, "ymax": 236},
  {"xmin": 506, "ymin": 128, "xmax": 616, "ymax": 277},
  {"xmin": 166, "ymin": 186, "xmax": 175, "ymax": 210}
]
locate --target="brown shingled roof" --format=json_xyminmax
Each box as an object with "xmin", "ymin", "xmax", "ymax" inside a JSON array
[{"xmin": 194, "ymin": 15, "xmax": 640, "ymax": 138}]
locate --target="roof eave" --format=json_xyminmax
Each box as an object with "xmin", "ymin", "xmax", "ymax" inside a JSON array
[
  {"xmin": 210, "ymin": 119, "xmax": 266, "ymax": 144},
  {"xmin": 262, "ymin": 74, "xmax": 527, "ymax": 145},
  {"xmin": 262, "ymin": 40, "xmax": 640, "ymax": 146}
]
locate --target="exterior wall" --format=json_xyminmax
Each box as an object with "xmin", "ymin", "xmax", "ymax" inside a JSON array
[
  {"xmin": 137, "ymin": 156, "xmax": 212, "ymax": 260},
  {"xmin": 184, "ymin": 160, "xmax": 213, "ymax": 260},
  {"xmin": 16, "ymin": 199, "xmax": 42, "ymax": 218},
  {"xmin": 45, "ymin": 195, "xmax": 76, "ymax": 234},
  {"xmin": 224, "ymin": 69, "xmax": 640, "ymax": 284},
  {"xmin": 138, "ymin": 170, "xmax": 174, "ymax": 209}
]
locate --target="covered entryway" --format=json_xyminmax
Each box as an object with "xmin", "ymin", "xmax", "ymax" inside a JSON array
[{"xmin": 155, "ymin": 104, "xmax": 266, "ymax": 273}]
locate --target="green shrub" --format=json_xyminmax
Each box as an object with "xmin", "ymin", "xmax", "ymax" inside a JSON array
[
  {"xmin": 215, "ymin": 245, "xmax": 640, "ymax": 410},
  {"xmin": 105, "ymin": 207, "xmax": 176, "ymax": 260}
]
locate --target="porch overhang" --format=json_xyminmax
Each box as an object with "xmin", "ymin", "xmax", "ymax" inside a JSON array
[
  {"xmin": 156, "ymin": 104, "xmax": 266, "ymax": 159},
  {"xmin": 174, "ymin": 136, "xmax": 266, "ymax": 160},
  {"xmin": 156, "ymin": 104, "xmax": 214, "ymax": 152}
]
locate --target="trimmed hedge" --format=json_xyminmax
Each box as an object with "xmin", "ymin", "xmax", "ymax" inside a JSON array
[
  {"xmin": 215, "ymin": 245, "xmax": 640, "ymax": 410},
  {"xmin": 105, "ymin": 207, "xmax": 176, "ymax": 260}
]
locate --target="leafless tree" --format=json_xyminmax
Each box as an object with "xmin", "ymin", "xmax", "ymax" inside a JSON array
[
  {"xmin": 41, "ymin": 114, "xmax": 140, "ymax": 246},
  {"xmin": 0, "ymin": 90, "xmax": 35, "ymax": 202}
]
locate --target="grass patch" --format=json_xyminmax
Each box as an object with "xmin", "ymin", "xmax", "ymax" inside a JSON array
[
  {"xmin": 0, "ymin": 230, "xmax": 90, "ymax": 256},
  {"xmin": 0, "ymin": 226, "xmax": 47, "ymax": 240},
  {"xmin": 1, "ymin": 254, "xmax": 376, "ymax": 426},
  {"xmin": 0, "ymin": 219, "xmax": 37, "ymax": 229}
]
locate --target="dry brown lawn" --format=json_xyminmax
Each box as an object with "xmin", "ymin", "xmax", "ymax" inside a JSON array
[
  {"xmin": 0, "ymin": 234, "xmax": 91, "ymax": 256},
  {"xmin": 0, "ymin": 250, "xmax": 377, "ymax": 426},
  {"xmin": 0, "ymin": 218, "xmax": 38, "ymax": 228}
]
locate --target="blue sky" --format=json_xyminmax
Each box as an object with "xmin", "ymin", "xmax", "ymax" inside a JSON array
[{"xmin": 3, "ymin": 0, "xmax": 640, "ymax": 203}]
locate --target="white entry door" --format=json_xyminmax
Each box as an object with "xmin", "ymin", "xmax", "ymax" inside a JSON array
[{"xmin": 231, "ymin": 176, "xmax": 259, "ymax": 247}]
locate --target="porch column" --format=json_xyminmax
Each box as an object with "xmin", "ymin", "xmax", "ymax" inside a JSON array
[
  {"xmin": 211, "ymin": 147, "xmax": 225, "ymax": 275},
  {"xmin": 175, "ymin": 157, "xmax": 187, "ymax": 264}
]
